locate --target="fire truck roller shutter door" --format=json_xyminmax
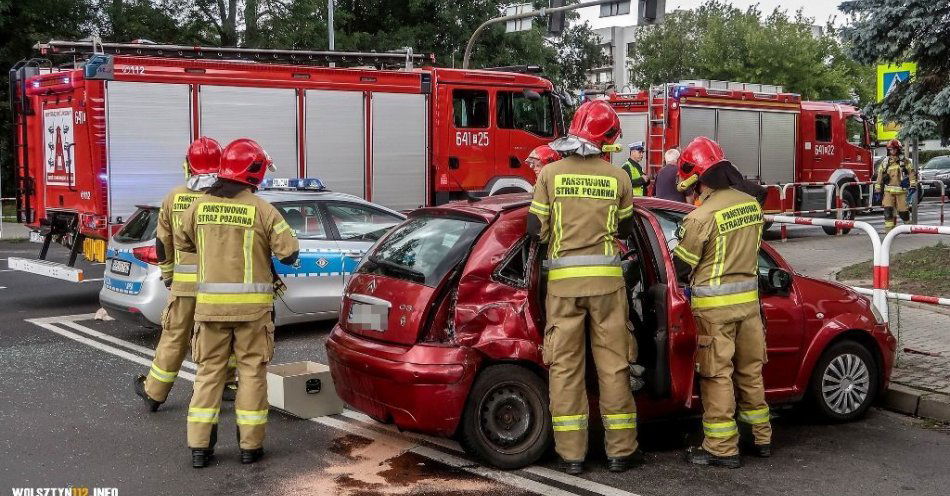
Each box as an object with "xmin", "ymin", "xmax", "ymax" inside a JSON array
[
  {"xmin": 611, "ymin": 113, "xmax": 648, "ymax": 168},
  {"xmin": 679, "ymin": 107, "xmax": 716, "ymax": 154},
  {"xmin": 305, "ymin": 90, "xmax": 365, "ymax": 199},
  {"xmin": 106, "ymin": 82, "xmax": 192, "ymax": 223},
  {"xmin": 372, "ymin": 93, "xmax": 427, "ymax": 211},
  {"xmin": 715, "ymin": 109, "xmax": 760, "ymax": 179},
  {"xmin": 199, "ymin": 86, "xmax": 299, "ymax": 179},
  {"xmin": 760, "ymin": 112, "xmax": 798, "ymax": 185}
]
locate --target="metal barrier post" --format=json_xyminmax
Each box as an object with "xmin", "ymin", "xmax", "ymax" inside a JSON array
[
  {"xmin": 835, "ymin": 181, "xmax": 874, "ymax": 235},
  {"xmin": 878, "ymin": 224, "xmax": 950, "ymax": 322},
  {"xmin": 766, "ymin": 215, "xmax": 885, "ymax": 320},
  {"xmin": 778, "ymin": 182, "xmax": 836, "ymax": 242},
  {"xmin": 923, "ymin": 180, "xmax": 946, "ymax": 226}
]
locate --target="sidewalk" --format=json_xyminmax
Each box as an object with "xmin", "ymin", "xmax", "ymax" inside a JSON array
[
  {"xmin": 770, "ymin": 229, "xmax": 950, "ymax": 422},
  {"xmin": 1, "ymin": 221, "xmax": 30, "ymax": 240}
]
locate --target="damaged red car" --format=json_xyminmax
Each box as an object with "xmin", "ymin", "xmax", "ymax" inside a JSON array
[{"xmin": 326, "ymin": 194, "xmax": 896, "ymax": 469}]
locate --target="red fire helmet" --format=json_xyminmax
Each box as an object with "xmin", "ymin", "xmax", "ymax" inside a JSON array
[
  {"xmin": 568, "ymin": 99, "xmax": 622, "ymax": 148},
  {"xmin": 186, "ymin": 136, "xmax": 222, "ymax": 176},
  {"xmin": 219, "ymin": 138, "xmax": 274, "ymax": 187},
  {"xmin": 528, "ymin": 144, "xmax": 561, "ymax": 167},
  {"xmin": 677, "ymin": 136, "xmax": 730, "ymax": 182},
  {"xmin": 886, "ymin": 138, "xmax": 903, "ymax": 150}
]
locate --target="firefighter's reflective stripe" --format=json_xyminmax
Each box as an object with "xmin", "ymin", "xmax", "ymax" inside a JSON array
[
  {"xmin": 273, "ymin": 220, "xmax": 291, "ymax": 235},
  {"xmin": 197, "ymin": 229, "xmax": 206, "ymax": 282},
  {"xmin": 711, "ymin": 236, "xmax": 727, "ymax": 286},
  {"xmin": 243, "ymin": 229, "xmax": 255, "ymax": 283},
  {"xmin": 529, "ymin": 201, "xmax": 550, "ymax": 216},
  {"xmin": 552, "ymin": 414, "xmax": 589, "ymax": 432},
  {"xmin": 618, "ymin": 204, "xmax": 633, "ymax": 219},
  {"xmin": 228, "ymin": 354, "xmax": 237, "ymax": 369},
  {"xmin": 885, "ymin": 186, "xmax": 905, "ymax": 193},
  {"xmin": 198, "ymin": 282, "xmax": 272, "ymax": 293},
  {"xmin": 546, "ymin": 255, "xmax": 621, "ymax": 269},
  {"xmin": 187, "ymin": 407, "xmax": 220, "ymax": 424},
  {"xmin": 549, "ymin": 266, "xmax": 623, "ymax": 280},
  {"xmin": 738, "ymin": 407, "xmax": 770, "ymax": 425},
  {"xmin": 196, "ymin": 293, "xmax": 274, "ymax": 304},
  {"xmin": 691, "ymin": 290, "xmax": 759, "ymax": 309},
  {"xmin": 602, "ymin": 412, "xmax": 637, "ymax": 430},
  {"xmin": 691, "ymin": 279, "xmax": 758, "ymax": 297},
  {"xmin": 673, "ymin": 244, "xmax": 700, "ymax": 266},
  {"xmin": 174, "ymin": 263, "xmax": 198, "ymax": 282},
  {"xmin": 551, "ymin": 203, "xmax": 563, "ymax": 259},
  {"xmin": 235, "ymin": 409, "xmax": 268, "ymax": 426},
  {"xmin": 149, "ymin": 363, "xmax": 178, "ymax": 383},
  {"xmin": 604, "ymin": 205, "xmax": 617, "ymax": 255},
  {"xmin": 703, "ymin": 420, "xmax": 738, "ymax": 438}
]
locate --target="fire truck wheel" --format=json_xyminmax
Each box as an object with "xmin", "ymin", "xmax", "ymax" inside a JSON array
[
  {"xmin": 808, "ymin": 340, "xmax": 879, "ymax": 422},
  {"xmin": 822, "ymin": 189, "xmax": 857, "ymax": 235},
  {"xmin": 459, "ymin": 364, "xmax": 552, "ymax": 469}
]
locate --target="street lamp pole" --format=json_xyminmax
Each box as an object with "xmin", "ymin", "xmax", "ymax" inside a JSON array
[
  {"xmin": 328, "ymin": 0, "xmax": 335, "ymax": 51},
  {"xmin": 462, "ymin": 0, "xmax": 618, "ymax": 69}
]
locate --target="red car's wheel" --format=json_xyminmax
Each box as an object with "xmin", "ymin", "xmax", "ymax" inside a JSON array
[
  {"xmin": 809, "ymin": 340, "xmax": 879, "ymax": 421},
  {"xmin": 459, "ymin": 364, "xmax": 551, "ymax": 469}
]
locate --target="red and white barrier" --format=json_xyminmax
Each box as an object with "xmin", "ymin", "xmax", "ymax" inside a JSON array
[
  {"xmin": 835, "ymin": 181, "xmax": 874, "ymax": 235},
  {"xmin": 851, "ymin": 286, "xmax": 950, "ymax": 307},
  {"xmin": 876, "ymin": 224, "xmax": 950, "ymax": 322},
  {"xmin": 779, "ymin": 182, "xmax": 835, "ymax": 242}
]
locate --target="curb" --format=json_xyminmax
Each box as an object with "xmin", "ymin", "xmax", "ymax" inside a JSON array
[{"xmin": 884, "ymin": 383, "xmax": 950, "ymax": 422}]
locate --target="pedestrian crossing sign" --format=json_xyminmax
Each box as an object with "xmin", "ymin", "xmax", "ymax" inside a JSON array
[{"xmin": 876, "ymin": 62, "xmax": 917, "ymax": 141}]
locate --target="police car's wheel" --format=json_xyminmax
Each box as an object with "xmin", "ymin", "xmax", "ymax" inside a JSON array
[
  {"xmin": 809, "ymin": 341, "xmax": 878, "ymax": 422},
  {"xmin": 823, "ymin": 189, "xmax": 856, "ymax": 235},
  {"xmin": 459, "ymin": 364, "xmax": 551, "ymax": 469}
]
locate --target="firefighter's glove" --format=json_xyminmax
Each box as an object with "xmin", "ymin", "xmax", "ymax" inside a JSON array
[
  {"xmin": 163, "ymin": 277, "xmax": 173, "ymax": 289},
  {"xmin": 629, "ymin": 363, "xmax": 646, "ymax": 393},
  {"xmin": 273, "ymin": 279, "xmax": 288, "ymax": 297}
]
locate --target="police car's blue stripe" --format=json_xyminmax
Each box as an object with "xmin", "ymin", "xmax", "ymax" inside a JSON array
[
  {"xmin": 273, "ymin": 252, "xmax": 359, "ymax": 277},
  {"xmin": 104, "ymin": 275, "xmax": 143, "ymax": 295}
]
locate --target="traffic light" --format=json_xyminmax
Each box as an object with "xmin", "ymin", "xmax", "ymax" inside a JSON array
[
  {"xmin": 638, "ymin": 0, "xmax": 665, "ymax": 25},
  {"xmin": 548, "ymin": 0, "xmax": 566, "ymax": 36}
]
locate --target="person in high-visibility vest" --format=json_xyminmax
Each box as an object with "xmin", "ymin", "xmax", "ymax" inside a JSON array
[
  {"xmin": 134, "ymin": 137, "xmax": 238, "ymax": 411},
  {"xmin": 176, "ymin": 138, "xmax": 299, "ymax": 468},
  {"xmin": 875, "ymin": 139, "xmax": 918, "ymax": 232},
  {"xmin": 529, "ymin": 100, "xmax": 640, "ymax": 475},
  {"xmin": 621, "ymin": 141, "xmax": 649, "ymax": 196},
  {"xmin": 672, "ymin": 136, "xmax": 771, "ymax": 469}
]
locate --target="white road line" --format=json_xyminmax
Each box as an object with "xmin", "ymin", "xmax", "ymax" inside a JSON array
[
  {"xmin": 82, "ymin": 278, "xmax": 103, "ymax": 283},
  {"xmin": 0, "ymin": 286, "xmax": 6, "ymax": 289},
  {"xmin": 27, "ymin": 315, "xmax": 643, "ymax": 496},
  {"xmin": 0, "ymin": 269, "xmax": 14, "ymax": 272}
]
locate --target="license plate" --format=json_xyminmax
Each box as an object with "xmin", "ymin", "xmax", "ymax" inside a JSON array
[
  {"xmin": 110, "ymin": 259, "xmax": 131, "ymax": 276},
  {"xmin": 271, "ymin": 178, "xmax": 290, "ymax": 189},
  {"xmin": 347, "ymin": 302, "xmax": 388, "ymax": 332}
]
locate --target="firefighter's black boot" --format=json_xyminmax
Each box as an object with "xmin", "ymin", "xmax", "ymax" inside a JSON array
[
  {"xmin": 685, "ymin": 447, "xmax": 741, "ymax": 469},
  {"xmin": 752, "ymin": 443, "xmax": 772, "ymax": 458},
  {"xmin": 192, "ymin": 449, "xmax": 214, "ymax": 468},
  {"xmin": 222, "ymin": 381, "xmax": 238, "ymax": 402},
  {"xmin": 240, "ymin": 448, "xmax": 265, "ymax": 465},
  {"xmin": 561, "ymin": 460, "xmax": 584, "ymax": 475},
  {"xmin": 607, "ymin": 449, "xmax": 644, "ymax": 472},
  {"xmin": 133, "ymin": 374, "xmax": 163, "ymax": 412}
]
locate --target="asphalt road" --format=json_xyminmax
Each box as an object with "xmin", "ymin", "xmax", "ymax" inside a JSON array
[{"xmin": 2, "ymin": 203, "xmax": 950, "ymax": 496}]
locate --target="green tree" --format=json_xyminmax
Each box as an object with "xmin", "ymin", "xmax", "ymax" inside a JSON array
[
  {"xmin": 628, "ymin": 1, "xmax": 874, "ymax": 105},
  {"xmin": 840, "ymin": 0, "xmax": 950, "ymax": 143},
  {"xmin": 98, "ymin": 0, "xmax": 187, "ymax": 43}
]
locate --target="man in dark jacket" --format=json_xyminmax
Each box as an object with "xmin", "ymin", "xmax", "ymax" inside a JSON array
[{"xmin": 654, "ymin": 148, "xmax": 686, "ymax": 203}]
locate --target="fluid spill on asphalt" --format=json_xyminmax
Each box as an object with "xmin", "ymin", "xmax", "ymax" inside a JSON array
[{"xmin": 281, "ymin": 433, "xmax": 528, "ymax": 496}]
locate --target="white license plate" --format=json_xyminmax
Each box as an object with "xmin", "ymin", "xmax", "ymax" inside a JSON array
[
  {"xmin": 347, "ymin": 302, "xmax": 388, "ymax": 332},
  {"xmin": 110, "ymin": 259, "xmax": 131, "ymax": 276},
  {"xmin": 271, "ymin": 178, "xmax": 290, "ymax": 189}
]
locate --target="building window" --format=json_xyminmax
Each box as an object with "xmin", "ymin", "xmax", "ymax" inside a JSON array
[
  {"xmin": 600, "ymin": 1, "xmax": 630, "ymax": 17},
  {"xmin": 453, "ymin": 89, "xmax": 489, "ymax": 128}
]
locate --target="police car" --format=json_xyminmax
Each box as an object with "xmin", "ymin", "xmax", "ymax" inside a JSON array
[{"xmin": 98, "ymin": 179, "xmax": 405, "ymax": 327}]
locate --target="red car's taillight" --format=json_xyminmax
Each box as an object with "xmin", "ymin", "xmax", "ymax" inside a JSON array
[
  {"xmin": 421, "ymin": 289, "xmax": 457, "ymax": 345},
  {"xmin": 132, "ymin": 245, "xmax": 159, "ymax": 265}
]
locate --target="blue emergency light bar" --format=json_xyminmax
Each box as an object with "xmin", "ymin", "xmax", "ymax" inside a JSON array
[{"xmin": 260, "ymin": 178, "xmax": 327, "ymax": 191}]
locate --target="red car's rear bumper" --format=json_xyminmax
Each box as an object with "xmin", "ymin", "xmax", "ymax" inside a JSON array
[{"xmin": 326, "ymin": 325, "xmax": 479, "ymax": 437}]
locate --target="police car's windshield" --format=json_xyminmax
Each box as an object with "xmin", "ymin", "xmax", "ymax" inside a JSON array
[{"xmin": 363, "ymin": 215, "xmax": 485, "ymax": 287}]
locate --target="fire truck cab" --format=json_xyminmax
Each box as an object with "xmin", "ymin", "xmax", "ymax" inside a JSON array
[
  {"xmin": 608, "ymin": 81, "xmax": 874, "ymax": 233},
  {"xmin": 8, "ymin": 41, "xmax": 562, "ymax": 280}
]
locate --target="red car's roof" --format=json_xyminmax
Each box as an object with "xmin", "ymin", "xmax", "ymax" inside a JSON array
[{"xmin": 414, "ymin": 193, "xmax": 693, "ymax": 222}]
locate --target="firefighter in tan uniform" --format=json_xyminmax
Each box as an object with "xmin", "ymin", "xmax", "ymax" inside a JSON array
[
  {"xmin": 134, "ymin": 137, "xmax": 238, "ymax": 410},
  {"xmin": 875, "ymin": 139, "xmax": 918, "ymax": 232},
  {"xmin": 528, "ymin": 100, "xmax": 639, "ymax": 475},
  {"xmin": 176, "ymin": 138, "xmax": 299, "ymax": 468},
  {"xmin": 672, "ymin": 137, "xmax": 771, "ymax": 469}
]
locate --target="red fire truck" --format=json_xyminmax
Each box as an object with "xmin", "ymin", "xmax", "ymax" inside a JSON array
[
  {"xmin": 608, "ymin": 80, "xmax": 875, "ymax": 234},
  {"xmin": 9, "ymin": 40, "xmax": 562, "ymax": 277}
]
